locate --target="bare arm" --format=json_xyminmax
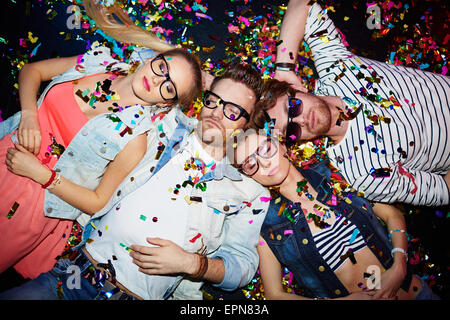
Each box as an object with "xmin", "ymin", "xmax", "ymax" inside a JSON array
[
  {"xmin": 6, "ymin": 134, "xmax": 147, "ymax": 215},
  {"xmin": 371, "ymin": 203, "xmax": 408, "ymax": 299},
  {"xmin": 274, "ymin": 0, "xmax": 309, "ymax": 91},
  {"xmin": 18, "ymin": 56, "xmax": 79, "ymax": 154},
  {"xmin": 257, "ymin": 237, "xmax": 307, "ymax": 300}
]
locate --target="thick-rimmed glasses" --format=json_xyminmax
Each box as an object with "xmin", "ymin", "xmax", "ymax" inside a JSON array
[
  {"xmin": 285, "ymin": 97, "xmax": 303, "ymax": 147},
  {"xmin": 239, "ymin": 136, "xmax": 279, "ymax": 176},
  {"xmin": 150, "ymin": 54, "xmax": 179, "ymax": 101},
  {"xmin": 203, "ymin": 90, "xmax": 250, "ymax": 122}
]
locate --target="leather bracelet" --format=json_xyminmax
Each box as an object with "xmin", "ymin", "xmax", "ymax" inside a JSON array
[
  {"xmin": 275, "ymin": 62, "xmax": 295, "ymax": 71},
  {"xmin": 42, "ymin": 169, "xmax": 56, "ymax": 189},
  {"xmin": 191, "ymin": 253, "xmax": 208, "ymax": 280}
]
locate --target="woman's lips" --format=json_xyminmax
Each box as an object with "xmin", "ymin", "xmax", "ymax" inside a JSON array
[{"xmin": 143, "ymin": 76, "xmax": 151, "ymax": 92}]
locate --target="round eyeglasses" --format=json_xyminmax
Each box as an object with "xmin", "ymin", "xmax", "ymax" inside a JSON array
[
  {"xmin": 239, "ymin": 136, "xmax": 279, "ymax": 177},
  {"xmin": 150, "ymin": 54, "xmax": 179, "ymax": 101},
  {"xmin": 203, "ymin": 90, "xmax": 250, "ymax": 122}
]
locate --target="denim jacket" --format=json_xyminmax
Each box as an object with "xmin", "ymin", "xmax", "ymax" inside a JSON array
[
  {"xmin": 0, "ymin": 45, "xmax": 160, "ymax": 223},
  {"xmin": 261, "ymin": 159, "xmax": 412, "ymax": 299},
  {"xmin": 76, "ymin": 107, "xmax": 270, "ymax": 299}
]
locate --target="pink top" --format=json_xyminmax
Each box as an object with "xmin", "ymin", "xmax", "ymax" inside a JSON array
[{"xmin": 0, "ymin": 79, "xmax": 88, "ymax": 279}]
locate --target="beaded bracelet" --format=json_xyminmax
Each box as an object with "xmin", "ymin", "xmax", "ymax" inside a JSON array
[
  {"xmin": 391, "ymin": 247, "xmax": 408, "ymax": 262},
  {"xmin": 47, "ymin": 174, "xmax": 61, "ymax": 190},
  {"xmin": 388, "ymin": 229, "xmax": 410, "ymax": 241}
]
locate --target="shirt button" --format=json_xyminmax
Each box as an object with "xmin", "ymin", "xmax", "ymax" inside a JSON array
[
  {"xmin": 68, "ymin": 151, "xmax": 74, "ymax": 157},
  {"xmin": 335, "ymin": 289, "xmax": 341, "ymax": 295},
  {"xmin": 100, "ymin": 147, "xmax": 107, "ymax": 154},
  {"xmin": 223, "ymin": 205, "xmax": 230, "ymax": 212},
  {"xmin": 47, "ymin": 208, "xmax": 53, "ymax": 213},
  {"xmin": 117, "ymin": 190, "xmax": 122, "ymax": 197},
  {"xmin": 276, "ymin": 235, "xmax": 282, "ymax": 240},
  {"xmin": 55, "ymin": 168, "xmax": 61, "ymax": 173},
  {"xmin": 302, "ymin": 238, "xmax": 308, "ymax": 245},
  {"xmin": 318, "ymin": 266, "xmax": 325, "ymax": 272},
  {"xmin": 81, "ymin": 130, "xmax": 88, "ymax": 136}
]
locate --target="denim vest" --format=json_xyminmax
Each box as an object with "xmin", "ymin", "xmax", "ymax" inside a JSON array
[
  {"xmin": 76, "ymin": 107, "xmax": 270, "ymax": 299},
  {"xmin": 0, "ymin": 45, "xmax": 160, "ymax": 222},
  {"xmin": 261, "ymin": 159, "xmax": 412, "ymax": 298}
]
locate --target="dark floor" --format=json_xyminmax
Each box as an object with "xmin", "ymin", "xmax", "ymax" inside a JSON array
[{"xmin": 0, "ymin": 0, "xmax": 448, "ymax": 299}]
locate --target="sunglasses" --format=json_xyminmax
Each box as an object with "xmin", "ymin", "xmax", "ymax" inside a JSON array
[{"xmin": 285, "ymin": 97, "xmax": 303, "ymax": 147}]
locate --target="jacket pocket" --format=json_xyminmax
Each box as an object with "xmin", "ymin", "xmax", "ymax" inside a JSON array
[{"xmin": 88, "ymin": 134, "xmax": 120, "ymax": 161}]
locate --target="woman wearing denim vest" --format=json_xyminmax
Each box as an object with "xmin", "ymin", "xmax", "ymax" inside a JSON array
[
  {"xmin": 232, "ymin": 131, "xmax": 439, "ymax": 300},
  {"xmin": 0, "ymin": 0, "xmax": 203, "ymax": 280}
]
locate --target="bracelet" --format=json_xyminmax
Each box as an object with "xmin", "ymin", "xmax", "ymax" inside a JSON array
[
  {"xmin": 391, "ymin": 247, "xmax": 408, "ymax": 262},
  {"xmin": 191, "ymin": 253, "xmax": 208, "ymax": 280},
  {"xmin": 47, "ymin": 174, "xmax": 61, "ymax": 190},
  {"xmin": 275, "ymin": 62, "xmax": 295, "ymax": 71},
  {"xmin": 42, "ymin": 170, "xmax": 56, "ymax": 189},
  {"xmin": 275, "ymin": 66, "xmax": 293, "ymax": 72},
  {"xmin": 388, "ymin": 229, "xmax": 410, "ymax": 241}
]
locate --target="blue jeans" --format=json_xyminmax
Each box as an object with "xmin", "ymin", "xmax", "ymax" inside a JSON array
[
  {"xmin": 0, "ymin": 251, "xmax": 132, "ymax": 300},
  {"xmin": 414, "ymin": 277, "xmax": 441, "ymax": 300}
]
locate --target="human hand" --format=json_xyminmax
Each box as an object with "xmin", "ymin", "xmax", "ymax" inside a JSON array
[
  {"xmin": 130, "ymin": 237, "xmax": 199, "ymax": 276},
  {"xmin": 274, "ymin": 70, "xmax": 308, "ymax": 92},
  {"xmin": 5, "ymin": 143, "xmax": 50, "ymax": 184},
  {"xmin": 18, "ymin": 109, "xmax": 41, "ymax": 155},
  {"xmin": 372, "ymin": 261, "xmax": 406, "ymax": 300},
  {"xmin": 339, "ymin": 291, "xmax": 395, "ymax": 300}
]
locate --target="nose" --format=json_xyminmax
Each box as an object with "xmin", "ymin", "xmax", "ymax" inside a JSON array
[
  {"xmin": 151, "ymin": 74, "xmax": 164, "ymax": 87},
  {"xmin": 296, "ymin": 113, "xmax": 306, "ymax": 127},
  {"xmin": 210, "ymin": 103, "xmax": 224, "ymax": 119},
  {"xmin": 258, "ymin": 156, "xmax": 271, "ymax": 169}
]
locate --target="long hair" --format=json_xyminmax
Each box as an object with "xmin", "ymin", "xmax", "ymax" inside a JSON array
[
  {"xmin": 82, "ymin": 0, "xmax": 173, "ymax": 52},
  {"xmin": 82, "ymin": 0, "xmax": 202, "ymax": 110}
]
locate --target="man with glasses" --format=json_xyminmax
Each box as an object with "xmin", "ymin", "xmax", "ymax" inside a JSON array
[{"xmin": 256, "ymin": 0, "xmax": 450, "ymax": 207}]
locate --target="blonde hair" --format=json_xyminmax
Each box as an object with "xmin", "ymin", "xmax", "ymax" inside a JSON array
[
  {"xmin": 82, "ymin": 0, "xmax": 202, "ymax": 110},
  {"xmin": 82, "ymin": 0, "xmax": 174, "ymax": 52}
]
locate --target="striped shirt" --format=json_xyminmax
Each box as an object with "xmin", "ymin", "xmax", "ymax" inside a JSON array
[
  {"xmin": 304, "ymin": 3, "xmax": 450, "ymax": 206},
  {"xmin": 312, "ymin": 215, "xmax": 366, "ymax": 272}
]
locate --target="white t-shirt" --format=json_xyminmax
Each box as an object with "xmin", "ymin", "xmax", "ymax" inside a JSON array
[{"xmin": 86, "ymin": 133, "xmax": 215, "ymax": 299}]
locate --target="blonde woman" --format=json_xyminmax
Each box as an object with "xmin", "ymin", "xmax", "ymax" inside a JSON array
[{"xmin": 0, "ymin": 0, "xmax": 202, "ymax": 280}]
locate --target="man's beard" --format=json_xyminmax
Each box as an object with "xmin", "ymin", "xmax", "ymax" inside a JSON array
[{"xmin": 308, "ymin": 97, "xmax": 332, "ymax": 136}]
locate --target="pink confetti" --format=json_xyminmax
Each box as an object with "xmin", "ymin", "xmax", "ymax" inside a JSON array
[
  {"xmin": 284, "ymin": 230, "xmax": 293, "ymax": 235},
  {"xmin": 260, "ymin": 196, "xmax": 272, "ymax": 202}
]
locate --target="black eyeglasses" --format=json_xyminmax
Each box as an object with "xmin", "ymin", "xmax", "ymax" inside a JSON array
[
  {"xmin": 150, "ymin": 54, "xmax": 179, "ymax": 101},
  {"xmin": 239, "ymin": 136, "xmax": 279, "ymax": 177},
  {"xmin": 203, "ymin": 90, "xmax": 250, "ymax": 122},
  {"xmin": 285, "ymin": 97, "xmax": 303, "ymax": 147}
]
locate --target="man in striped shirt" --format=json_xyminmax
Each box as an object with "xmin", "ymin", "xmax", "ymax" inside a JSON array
[{"xmin": 263, "ymin": 0, "xmax": 449, "ymax": 206}]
